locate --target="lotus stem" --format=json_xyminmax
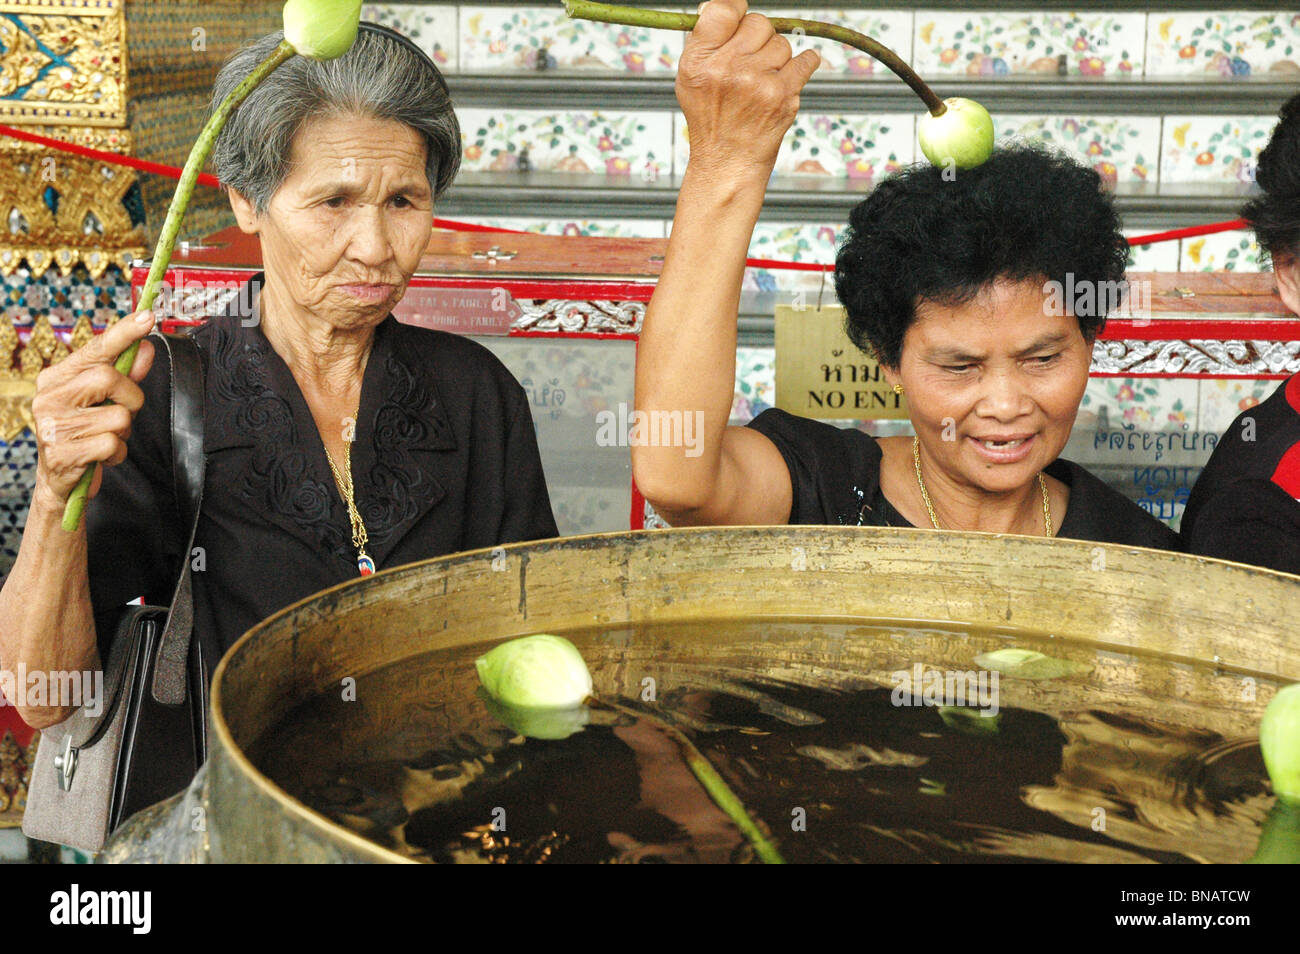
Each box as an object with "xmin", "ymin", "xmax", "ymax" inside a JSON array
[
  {"xmin": 563, "ymin": 0, "xmax": 945, "ymax": 115},
  {"xmin": 591, "ymin": 695, "xmax": 785, "ymax": 864},
  {"xmin": 60, "ymin": 40, "xmax": 298, "ymax": 532}
]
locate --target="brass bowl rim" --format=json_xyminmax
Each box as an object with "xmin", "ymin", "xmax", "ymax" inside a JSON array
[{"xmin": 207, "ymin": 524, "xmax": 1300, "ymax": 863}]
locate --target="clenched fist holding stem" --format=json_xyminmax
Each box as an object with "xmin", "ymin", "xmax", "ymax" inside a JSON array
[
  {"xmin": 675, "ymin": 0, "xmax": 820, "ymax": 180},
  {"xmin": 30, "ymin": 311, "xmax": 156, "ymax": 520}
]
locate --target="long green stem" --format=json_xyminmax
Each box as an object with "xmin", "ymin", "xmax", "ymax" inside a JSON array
[
  {"xmin": 563, "ymin": 0, "xmax": 946, "ymax": 115},
  {"xmin": 591, "ymin": 696, "xmax": 786, "ymax": 864},
  {"xmin": 59, "ymin": 40, "xmax": 298, "ymax": 532}
]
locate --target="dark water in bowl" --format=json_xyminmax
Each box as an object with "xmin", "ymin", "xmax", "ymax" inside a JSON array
[{"xmin": 249, "ymin": 620, "xmax": 1278, "ymax": 863}]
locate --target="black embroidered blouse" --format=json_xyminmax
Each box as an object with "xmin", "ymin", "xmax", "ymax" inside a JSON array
[{"xmin": 82, "ymin": 272, "xmax": 558, "ymax": 664}]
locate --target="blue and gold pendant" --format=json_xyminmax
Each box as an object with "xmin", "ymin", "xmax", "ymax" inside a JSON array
[{"xmin": 357, "ymin": 551, "xmax": 376, "ymax": 577}]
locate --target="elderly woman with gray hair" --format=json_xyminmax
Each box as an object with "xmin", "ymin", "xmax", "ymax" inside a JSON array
[{"xmin": 0, "ymin": 24, "xmax": 558, "ymax": 730}]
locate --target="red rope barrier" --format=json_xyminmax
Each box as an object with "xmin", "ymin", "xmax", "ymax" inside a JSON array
[
  {"xmin": 2, "ymin": 123, "xmax": 1253, "ymax": 270},
  {"xmin": 1124, "ymin": 219, "xmax": 1249, "ymax": 245},
  {"xmin": 0, "ymin": 123, "xmax": 221, "ymax": 188}
]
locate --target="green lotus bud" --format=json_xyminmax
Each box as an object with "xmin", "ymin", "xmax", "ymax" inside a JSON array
[
  {"xmin": 1261, "ymin": 683, "xmax": 1300, "ymax": 805},
  {"xmin": 476, "ymin": 634, "xmax": 593, "ymax": 710},
  {"xmin": 283, "ymin": 0, "xmax": 364, "ymax": 60},
  {"xmin": 918, "ymin": 97, "xmax": 995, "ymax": 170}
]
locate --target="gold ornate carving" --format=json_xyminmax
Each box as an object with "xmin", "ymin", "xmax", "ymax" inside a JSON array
[
  {"xmin": 0, "ymin": 312, "xmax": 100, "ymax": 440},
  {"xmin": 0, "ymin": 1, "xmax": 126, "ymax": 127},
  {"xmin": 1, "ymin": 2, "xmax": 141, "ymax": 276},
  {"xmin": 0, "ymin": 729, "xmax": 33, "ymax": 825},
  {"xmin": 0, "ymin": 149, "xmax": 146, "ymax": 277}
]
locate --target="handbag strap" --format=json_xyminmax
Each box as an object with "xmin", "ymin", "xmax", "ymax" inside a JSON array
[{"xmin": 149, "ymin": 331, "xmax": 207, "ymax": 706}]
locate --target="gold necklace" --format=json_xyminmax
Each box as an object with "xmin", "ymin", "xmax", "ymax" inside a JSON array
[
  {"xmin": 324, "ymin": 434, "xmax": 375, "ymax": 576},
  {"xmin": 912, "ymin": 436, "xmax": 1052, "ymax": 537}
]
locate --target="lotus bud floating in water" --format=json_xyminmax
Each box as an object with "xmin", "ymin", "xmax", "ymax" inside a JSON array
[
  {"xmin": 476, "ymin": 633, "xmax": 594, "ymax": 710},
  {"xmin": 60, "ymin": 0, "xmax": 365, "ymax": 531},
  {"xmin": 562, "ymin": 1, "xmax": 995, "ymax": 171},
  {"xmin": 476, "ymin": 633, "xmax": 786, "ymax": 863}
]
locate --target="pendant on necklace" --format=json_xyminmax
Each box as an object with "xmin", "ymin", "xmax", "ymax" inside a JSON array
[{"xmin": 357, "ymin": 551, "xmax": 376, "ymax": 577}]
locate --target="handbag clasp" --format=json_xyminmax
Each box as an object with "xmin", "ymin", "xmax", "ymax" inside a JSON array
[{"xmin": 53, "ymin": 735, "xmax": 78, "ymax": 791}]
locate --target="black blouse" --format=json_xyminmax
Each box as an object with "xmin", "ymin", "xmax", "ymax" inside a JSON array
[
  {"xmin": 75, "ymin": 272, "xmax": 558, "ymax": 664},
  {"xmin": 1180, "ymin": 373, "xmax": 1300, "ymax": 575},
  {"xmin": 747, "ymin": 408, "xmax": 1182, "ymax": 550}
]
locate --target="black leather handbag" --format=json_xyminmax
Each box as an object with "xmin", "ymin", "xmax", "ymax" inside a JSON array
[{"xmin": 23, "ymin": 331, "xmax": 208, "ymax": 853}]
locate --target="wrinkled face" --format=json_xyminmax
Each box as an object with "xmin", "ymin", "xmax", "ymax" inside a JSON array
[
  {"xmin": 238, "ymin": 111, "xmax": 433, "ymax": 329},
  {"xmin": 889, "ymin": 277, "xmax": 1093, "ymax": 495}
]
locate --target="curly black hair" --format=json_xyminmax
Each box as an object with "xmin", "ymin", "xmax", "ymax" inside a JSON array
[
  {"xmin": 833, "ymin": 143, "xmax": 1130, "ymax": 368},
  {"xmin": 1242, "ymin": 92, "xmax": 1300, "ymax": 266}
]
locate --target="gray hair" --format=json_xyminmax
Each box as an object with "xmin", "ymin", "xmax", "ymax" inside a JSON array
[{"xmin": 209, "ymin": 28, "xmax": 461, "ymax": 216}]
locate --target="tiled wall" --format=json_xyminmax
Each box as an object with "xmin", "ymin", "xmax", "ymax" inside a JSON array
[
  {"xmin": 374, "ymin": 6, "xmax": 1300, "ymax": 78},
  {"xmin": 364, "ymin": 4, "xmax": 1291, "ymax": 286}
]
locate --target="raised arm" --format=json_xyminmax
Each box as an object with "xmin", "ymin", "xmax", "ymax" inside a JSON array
[{"xmin": 632, "ymin": 0, "xmax": 817, "ymax": 526}]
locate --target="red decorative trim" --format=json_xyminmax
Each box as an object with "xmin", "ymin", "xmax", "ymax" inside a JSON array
[
  {"xmin": 507, "ymin": 330, "xmax": 639, "ymax": 341},
  {"xmin": 1287, "ymin": 371, "xmax": 1300, "ymax": 414},
  {"xmin": 411, "ymin": 277, "xmax": 657, "ymax": 301},
  {"xmin": 1101, "ymin": 319, "xmax": 1300, "ymax": 341},
  {"xmin": 136, "ymin": 268, "xmax": 658, "ymax": 305}
]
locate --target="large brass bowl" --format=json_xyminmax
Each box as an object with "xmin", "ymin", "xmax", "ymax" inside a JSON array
[{"xmin": 136, "ymin": 527, "xmax": 1300, "ymax": 862}]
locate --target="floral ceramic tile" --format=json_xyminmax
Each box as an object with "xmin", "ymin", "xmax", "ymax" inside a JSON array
[
  {"xmin": 1198, "ymin": 377, "xmax": 1285, "ymax": 436},
  {"xmin": 733, "ymin": 346, "xmax": 775, "ymax": 424},
  {"xmin": 768, "ymin": 9, "xmax": 914, "ymax": 78},
  {"xmin": 914, "ymin": 10, "xmax": 1144, "ymax": 77},
  {"xmin": 457, "ymin": 108, "xmax": 673, "ymax": 177},
  {"xmin": 674, "ymin": 111, "xmax": 914, "ymax": 180},
  {"xmin": 996, "ymin": 115, "xmax": 1160, "ymax": 187},
  {"xmin": 783, "ymin": 112, "xmax": 915, "ymax": 178},
  {"xmin": 1160, "ymin": 116, "xmax": 1276, "ymax": 185},
  {"xmin": 361, "ymin": 3, "xmax": 458, "ymax": 71},
  {"xmin": 1179, "ymin": 230, "xmax": 1264, "ymax": 272},
  {"xmin": 743, "ymin": 222, "xmax": 843, "ymax": 293},
  {"xmin": 552, "ymin": 488, "xmax": 632, "ymax": 536},
  {"xmin": 1146, "ymin": 12, "xmax": 1300, "ymax": 77},
  {"xmin": 458, "ymin": 5, "xmax": 681, "ymax": 73},
  {"xmin": 445, "ymin": 216, "xmax": 668, "ymax": 238},
  {"xmin": 1077, "ymin": 377, "xmax": 1200, "ymax": 436},
  {"xmin": 1125, "ymin": 230, "xmax": 1181, "ymax": 272}
]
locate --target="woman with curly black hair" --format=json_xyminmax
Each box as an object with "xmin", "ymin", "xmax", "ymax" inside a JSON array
[
  {"xmin": 633, "ymin": 0, "xmax": 1177, "ymax": 548},
  {"xmin": 1180, "ymin": 93, "xmax": 1300, "ymax": 575}
]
